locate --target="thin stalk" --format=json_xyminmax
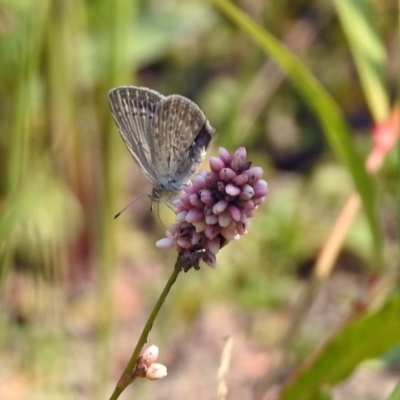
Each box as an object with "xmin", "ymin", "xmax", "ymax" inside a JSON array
[{"xmin": 109, "ymin": 262, "xmax": 182, "ymax": 400}]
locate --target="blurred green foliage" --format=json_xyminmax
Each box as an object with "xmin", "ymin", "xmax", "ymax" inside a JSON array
[{"xmin": 0, "ymin": 0, "xmax": 398, "ymax": 399}]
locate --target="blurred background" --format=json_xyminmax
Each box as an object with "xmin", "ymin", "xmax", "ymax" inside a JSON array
[{"xmin": 0, "ymin": 1, "xmax": 398, "ymax": 399}]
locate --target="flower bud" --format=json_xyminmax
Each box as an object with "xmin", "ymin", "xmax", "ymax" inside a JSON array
[
  {"xmin": 156, "ymin": 238, "xmax": 175, "ymax": 248},
  {"xmin": 185, "ymin": 209, "xmax": 204, "ymax": 223},
  {"xmin": 218, "ymin": 147, "xmax": 232, "ymax": 164},
  {"xmin": 232, "ymin": 174, "xmax": 249, "ymax": 186},
  {"xmin": 218, "ymin": 211, "xmax": 232, "ymax": 227},
  {"xmin": 239, "ymin": 184, "xmax": 254, "ymax": 200},
  {"xmin": 146, "ymin": 363, "xmax": 168, "ymax": 380},
  {"xmin": 202, "ymin": 251, "xmax": 216, "ymax": 268},
  {"xmin": 177, "ymin": 237, "xmax": 191, "ymax": 249},
  {"xmin": 253, "ymin": 180, "xmax": 268, "ymax": 198},
  {"xmin": 141, "ymin": 345, "xmax": 159, "ymax": 364},
  {"xmin": 200, "ymin": 189, "xmax": 214, "ymax": 206},
  {"xmin": 209, "ymin": 156, "xmax": 225, "ymax": 172},
  {"xmin": 213, "ymin": 200, "xmax": 228, "ymax": 214},
  {"xmin": 225, "ymin": 184, "xmax": 241, "ymax": 196},
  {"xmin": 176, "ymin": 211, "xmax": 188, "ymax": 223},
  {"xmin": 208, "ymin": 237, "xmax": 221, "ymax": 254},
  {"xmin": 219, "ymin": 168, "xmax": 236, "ymax": 181},
  {"xmin": 244, "ymin": 167, "xmax": 263, "ymax": 183},
  {"xmin": 232, "ymin": 147, "xmax": 247, "ymax": 169},
  {"xmin": 228, "ymin": 205, "xmax": 241, "ymax": 221},
  {"xmin": 189, "ymin": 193, "xmax": 204, "ymax": 209},
  {"xmin": 191, "ymin": 174, "xmax": 207, "ymax": 190}
]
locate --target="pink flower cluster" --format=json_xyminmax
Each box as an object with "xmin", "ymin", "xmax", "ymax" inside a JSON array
[{"xmin": 156, "ymin": 147, "xmax": 268, "ymax": 270}]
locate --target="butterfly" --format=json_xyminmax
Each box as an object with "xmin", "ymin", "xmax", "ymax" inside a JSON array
[{"xmin": 108, "ymin": 86, "xmax": 216, "ymax": 211}]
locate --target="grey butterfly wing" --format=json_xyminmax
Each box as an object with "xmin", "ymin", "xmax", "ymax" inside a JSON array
[
  {"xmin": 108, "ymin": 86, "xmax": 163, "ymax": 184},
  {"xmin": 151, "ymin": 95, "xmax": 215, "ymax": 189}
]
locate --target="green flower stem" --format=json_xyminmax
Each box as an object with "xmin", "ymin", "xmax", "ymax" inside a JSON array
[{"xmin": 109, "ymin": 260, "xmax": 182, "ymax": 400}]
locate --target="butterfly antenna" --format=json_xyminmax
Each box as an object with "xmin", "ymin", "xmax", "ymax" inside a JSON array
[{"xmin": 114, "ymin": 193, "xmax": 149, "ymax": 219}]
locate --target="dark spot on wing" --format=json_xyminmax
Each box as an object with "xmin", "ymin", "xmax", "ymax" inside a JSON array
[{"xmin": 188, "ymin": 123, "xmax": 213, "ymax": 161}]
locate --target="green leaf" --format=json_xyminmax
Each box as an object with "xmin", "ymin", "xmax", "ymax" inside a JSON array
[
  {"xmin": 333, "ymin": 0, "xmax": 390, "ymax": 122},
  {"xmin": 387, "ymin": 379, "xmax": 400, "ymax": 400},
  {"xmin": 279, "ymin": 294, "xmax": 400, "ymax": 400},
  {"xmin": 212, "ymin": 0, "xmax": 381, "ymax": 250}
]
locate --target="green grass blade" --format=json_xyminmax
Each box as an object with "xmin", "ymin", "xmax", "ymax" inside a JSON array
[
  {"xmin": 212, "ymin": 0, "xmax": 380, "ymax": 249},
  {"xmin": 279, "ymin": 294, "xmax": 400, "ymax": 400},
  {"xmin": 387, "ymin": 379, "xmax": 400, "ymax": 400},
  {"xmin": 334, "ymin": 0, "xmax": 390, "ymax": 122}
]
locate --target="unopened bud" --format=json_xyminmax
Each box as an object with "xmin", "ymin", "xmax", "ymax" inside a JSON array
[
  {"xmin": 146, "ymin": 363, "xmax": 168, "ymax": 380},
  {"xmin": 141, "ymin": 345, "xmax": 159, "ymax": 365}
]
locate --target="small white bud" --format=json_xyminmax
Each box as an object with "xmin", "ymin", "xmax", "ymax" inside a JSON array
[{"xmin": 146, "ymin": 363, "xmax": 168, "ymax": 380}]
